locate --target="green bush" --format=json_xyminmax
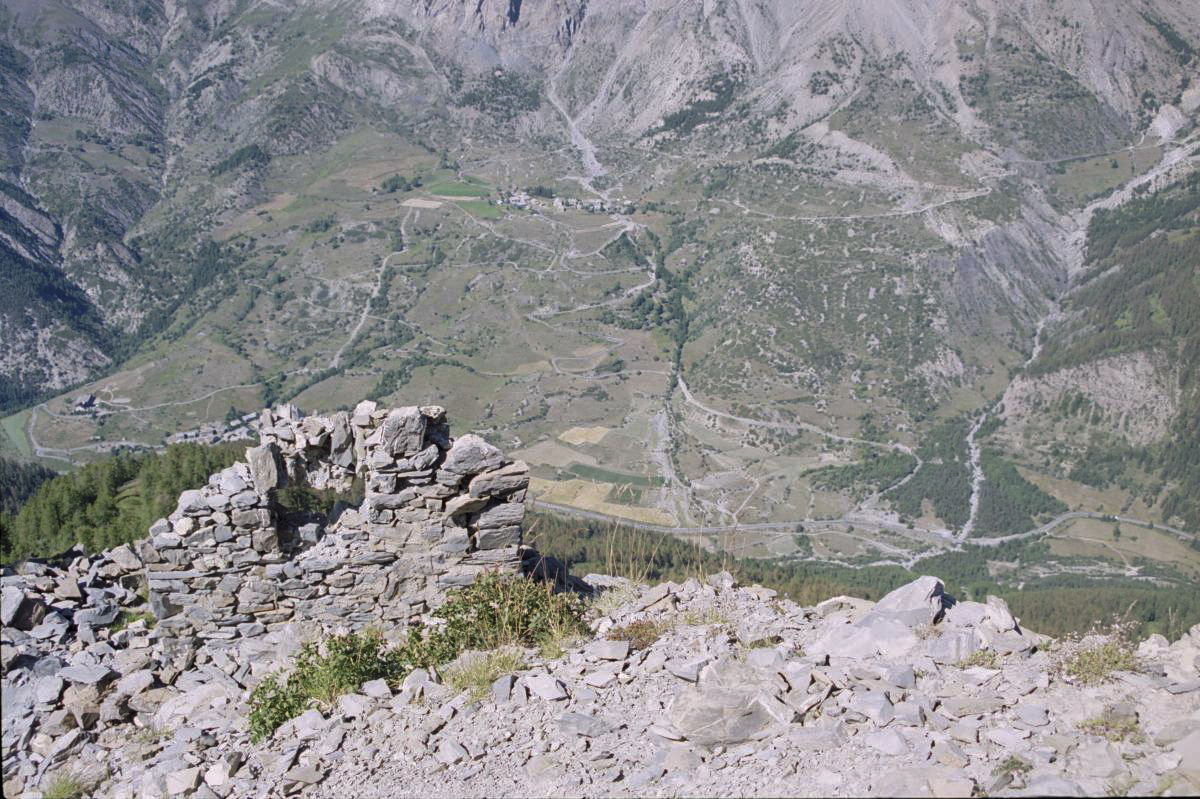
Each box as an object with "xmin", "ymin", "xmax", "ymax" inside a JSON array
[
  {"xmin": 247, "ymin": 574, "xmax": 586, "ymax": 740},
  {"xmin": 1063, "ymin": 641, "xmax": 1140, "ymax": 685},
  {"xmin": 249, "ymin": 630, "xmax": 403, "ymax": 741},
  {"xmin": 401, "ymin": 572, "xmax": 588, "ymax": 657}
]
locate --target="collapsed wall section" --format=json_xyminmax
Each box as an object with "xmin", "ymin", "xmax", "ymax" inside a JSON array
[{"xmin": 141, "ymin": 402, "xmax": 529, "ymax": 648}]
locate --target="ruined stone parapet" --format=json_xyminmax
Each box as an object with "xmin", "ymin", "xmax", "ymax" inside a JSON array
[{"xmin": 143, "ymin": 401, "xmax": 529, "ymax": 648}]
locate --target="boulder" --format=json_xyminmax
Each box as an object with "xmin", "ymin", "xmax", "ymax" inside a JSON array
[
  {"xmin": 476, "ymin": 525, "xmax": 521, "ymax": 550},
  {"xmin": 177, "ymin": 490, "xmax": 209, "ymax": 515},
  {"xmin": 441, "ymin": 434, "xmax": 504, "ymax": 476},
  {"xmin": 245, "ymin": 444, "xmax": 282, "ymax": 494},
  {"xmin": 476, "ymin": 503, "xmax": 524, "ymax": 529},
  {"xmin": 106, "ymin": 544, "xmax": 142, "ymax": 572},
  {"xmin": 809, "ymin": 577, "xmax": 950, "ymax": 660},
  {"xmin": 668, "ymin": 686, "xmax": 777, "ymax": 747},
  {"xmin": 524, "ymin": 673, "xmax": 569, "ymax": 701},
  {"xmin": 59, "ymin": 663, "xmax": 116, "ymax": 686},
  {"xmin": 379, "ymin": 407, "xmax": 427, "ymax": 457},
  {"xmin": 1, "ymin": 586, "xmax": 46, "ymax": 630},
  {"xmin": 468, "ymin": 462, "xmax": 530, "ymax": 497},
  {"xmin": 872, "ymin": 576, "xmax": 949, "ymax": 628}
]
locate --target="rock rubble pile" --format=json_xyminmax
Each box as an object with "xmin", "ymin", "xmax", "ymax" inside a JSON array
[{"xmin": 282, "ymin": 575, "xmax": 1198, "ymax": 799}]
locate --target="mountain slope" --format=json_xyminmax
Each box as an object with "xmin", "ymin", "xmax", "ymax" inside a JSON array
[{"xmin": 0, "ymin": 0, "xmax": 1197, "ymax": 548}]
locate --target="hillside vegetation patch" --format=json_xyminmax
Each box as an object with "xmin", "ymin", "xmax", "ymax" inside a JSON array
[
  {"xmin": 248, "ymin": 574, "xmax": 585, "ymax": 740},
  {"xmin": 1063, "ymin": 640, "xmax": 1140, "ymax": 685}
]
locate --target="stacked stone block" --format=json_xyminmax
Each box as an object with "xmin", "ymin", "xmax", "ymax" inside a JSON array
[{"xmin": 143, "ymin": 401, "xmax": 529, "ymax": 648}]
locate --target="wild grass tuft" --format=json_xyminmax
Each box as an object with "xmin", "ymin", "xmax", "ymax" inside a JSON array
[
  {"xmin": 248, "ymin": 573, "xmax": 586, "ymax": 740},
  {"xmin": 42, "ymin": 772, "xmax": 88, "ymax": 799},
  {"xmin": 681, "ymin": 607, "xmax": 731, "ymax": 627},
  {"xmin": 1079, "ymin": 710, "xmax": 1146, "ymax": 743},
  {"xmin": 444, "ymin": 649, "xmax": 526, "ymax": 700},
  {"xmin": 956, "ymin": 649, "xmax": 998, "ymax": 669},
  {"xmin": 590, "ymin": 582, "xmax": 641, "ymax": 617},
  {"xmin": 606, "ymin": 618, "xmax": 670, "ymax": 651},
  {"xmin": 992, "ymin": 755, "xmax": 1032, "ymax": 778},
  {"xmin": 110, "ymin": 609, "xmax": 157, "ymax": 632}
]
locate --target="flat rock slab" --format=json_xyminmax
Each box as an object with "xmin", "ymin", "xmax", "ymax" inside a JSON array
[
  {"xmin": 940, "ymin": 693, "xmax": 1006, "ymax": 718},
  {"xmin": 283, "ymin": 765, "xmax": 326, "ymax": 786},
  {"xmin": 864, "ymin": 729, "xmax": 909, "ymax": 757},
  {"xmin": 585, "ymin": 639, "xmax": 630, "ymax": 661},
  {"xmin": 668, "ymin": 687, "xmax": 776, "ymax": 748},
  {"xmin": 59, "ymin": 664, "xmax": 117, "ymax": 685},
  {"xmin": 524, "ymin": 673, "xmax": 568, "ymax": 701},
  {"xmin": 556, "ymin": 711, "xmax": 615, "ymax": 737}
]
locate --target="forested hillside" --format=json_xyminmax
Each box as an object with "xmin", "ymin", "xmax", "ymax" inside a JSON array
[
  {"xmin": 0, "ymin": 457, "xmax": 57, "ymax": 514},
  {"xmin": 1032, "ymin": 172, "xmax": 1200, "ymax": 529},
  {"xmin": 0, "ymin": 442, "xmax": 242, "ymax": 561}
]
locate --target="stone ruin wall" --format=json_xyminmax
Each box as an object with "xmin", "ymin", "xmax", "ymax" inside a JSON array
[{"xmin": 141, "ymin": 402, "xmax": 530, "ymax": 651}]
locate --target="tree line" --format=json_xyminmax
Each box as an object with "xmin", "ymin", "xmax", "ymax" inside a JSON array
[
  {"xmin": 0, "ymin": 458, "xmax": 58, "ymax": 515},
  {"xmin": 1, "ymin": 443, "xmax": 243, "ymax": 562}
]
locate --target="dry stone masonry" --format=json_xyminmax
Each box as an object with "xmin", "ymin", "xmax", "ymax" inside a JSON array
[{"xmin": 143, "ymin": 402, "xmax": 530, "ymax": 655}]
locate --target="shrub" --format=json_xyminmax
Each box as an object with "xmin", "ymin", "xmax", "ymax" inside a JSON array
[
  {"xmin": 248, "ymin": 630, "xmax": 403, "ymax": 741},
  {"xmin": 390, "ymin": 573, "xmax": 588, "ymax": 669},
  {"xmin": 1063, "ymin": 641, "xmax": 1140, "ymax": 685},
  {"xmin": 957, "ymin": 649, "xmax": 999, "ymax": 669},
  {"xmin": 607, "ymin": 619, "xmax": 668, "ymax": 651},
  {"xmin": 248, "ymin": 575, "xmax": 586, "ymax": 740}
]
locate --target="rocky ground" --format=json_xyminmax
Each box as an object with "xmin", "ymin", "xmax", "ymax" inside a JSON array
[{"xmin": 3, "ymin": 552, "xmax": 1199, "ymax": 798}]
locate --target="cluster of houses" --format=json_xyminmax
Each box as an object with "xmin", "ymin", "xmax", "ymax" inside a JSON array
[
  {"xmin": 163, "ymin": 412, "xmax": 260, "ymax": 446},
  {"xmin": 495, "ymin": 189, "xmax": 636, "ymax": 215}
]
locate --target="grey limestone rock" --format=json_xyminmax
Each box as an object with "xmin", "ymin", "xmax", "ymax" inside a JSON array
[
  {"xmin": 245, "ymin": 444, "xmax": 282, "ymax": 494},
  {"xmin": 441, "ymin": 434, "xmax": 503, "ymax": 476},
  {"xmin": 555, "ymin": 711, "xmax": 616, "ymax": 737},
  {"xmin": 525, "ymin": 673, "xmax": 569, "ymax": 701},
  {"xmin": 668, "ymin": 686, "xmax": 777, "ymax": 747}
]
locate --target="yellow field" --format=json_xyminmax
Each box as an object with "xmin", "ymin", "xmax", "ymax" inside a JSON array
[
  {"xmin": 530, "ymin": 477, "xmax": 676, "ymax": 526},
  {"xmin": 1020, "ymin": 468, "xmax": 1159, "ymax": 519},
  {"xmin": 513, "ymin": 440, "xmax": 597, "ymax": 469},
  {"xmin": 558, "ymin": 426, "xmax": 610, "ymax": 445},
  {"xmin": 511, "ymin": 360, "xmax": 552, "ymax": 375}
]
